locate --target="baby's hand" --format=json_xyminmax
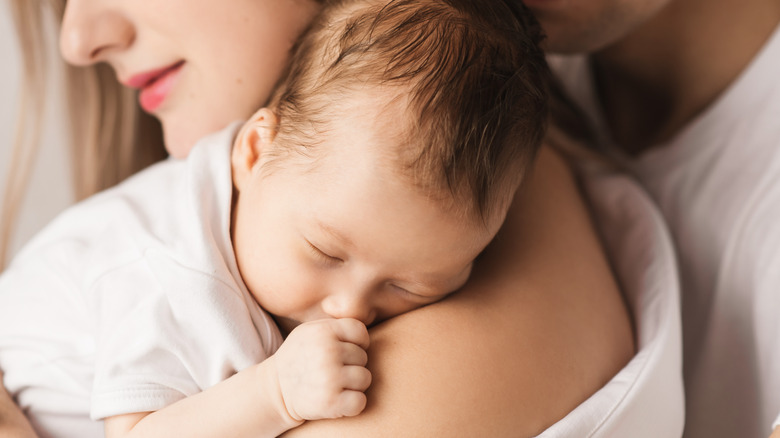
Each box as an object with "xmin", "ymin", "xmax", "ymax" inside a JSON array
[{"xmin": 272, "ymin": 318, "xmax": 371, "ymax": 422}]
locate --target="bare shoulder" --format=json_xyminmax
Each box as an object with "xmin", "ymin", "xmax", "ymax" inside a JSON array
[{"xmin": 283, "ymin": 145, "xmax": 635, "ymax": 437}]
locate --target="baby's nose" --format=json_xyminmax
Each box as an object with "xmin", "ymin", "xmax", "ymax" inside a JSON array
[{"xmin": 321, "ymin": 292, "xmax": 376, "ymax": 326}]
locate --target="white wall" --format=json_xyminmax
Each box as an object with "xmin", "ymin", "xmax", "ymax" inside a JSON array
[{"xmin": 0, "ymin": 3, "xmax": 74, "ymax": 260}]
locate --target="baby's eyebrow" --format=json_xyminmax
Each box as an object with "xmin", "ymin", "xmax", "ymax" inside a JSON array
[{"xmin": 316, "ymin": 221, "xmax": 354, "ymax": 248}]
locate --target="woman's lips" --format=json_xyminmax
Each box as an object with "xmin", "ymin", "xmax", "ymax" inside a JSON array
[{"xmin": 124, "ymin": 61, "xmax": 185, "ymax": 113}]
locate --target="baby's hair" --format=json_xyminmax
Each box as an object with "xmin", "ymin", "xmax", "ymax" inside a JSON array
[{"xmin": 269, "ymin": 0, "xmax": 551, "ymax": 224}]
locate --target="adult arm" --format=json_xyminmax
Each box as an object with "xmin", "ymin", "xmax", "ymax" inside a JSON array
[
  {"xmin": 0, "ymin": 370, "xmax": 38, "ymax": 438},
  {"xmin": 283, "ymin": 146, "xmax": 635, "ymax": 437},
  {"xmin": 771, "ymin": 426, "xmax": 780, "ymax": 438}
]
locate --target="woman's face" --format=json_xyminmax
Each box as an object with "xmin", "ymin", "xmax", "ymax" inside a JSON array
[{"xmin": 59, "ymin": 0, "xmax": 321, "ymax": 157}]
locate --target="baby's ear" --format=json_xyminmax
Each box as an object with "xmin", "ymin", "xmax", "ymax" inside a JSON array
[{"xmin": 231, "ymin": 108, "xmax": 279, "ymax": 191}]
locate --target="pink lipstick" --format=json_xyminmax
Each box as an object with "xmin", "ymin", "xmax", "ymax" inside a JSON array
[{"xmin": 124, "ymin": 61, "xmax": 185, "ymax": 113}]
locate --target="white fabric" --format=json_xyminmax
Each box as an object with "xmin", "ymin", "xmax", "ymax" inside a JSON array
[
  {"xmin": 536, "ymin": 165, "xmax": 684, "ymax": 438},
  {"xmin": 549, "ymin": 23, "xmax": 780, "ymax": 438},
  {"xmin": 0, "ymin": 124, "xmax": 283, "ymax": 438}
]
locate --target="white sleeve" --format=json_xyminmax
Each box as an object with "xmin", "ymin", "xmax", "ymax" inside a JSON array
[
  {"xmin": 760, "ymin": 257, "xmax": 780, "ymax": 435},
  {"xmin": 749, "ymin": 203, "xmax": 780, "ymax": 436},
  {"xmin": 89, "ymin": 251, "xmax": 278, "ymax": 420}
]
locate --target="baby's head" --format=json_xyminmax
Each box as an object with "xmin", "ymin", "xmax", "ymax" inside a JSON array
[{"xmin": 231, "ymin": 0, "xmax": 549, "ymax": 334}]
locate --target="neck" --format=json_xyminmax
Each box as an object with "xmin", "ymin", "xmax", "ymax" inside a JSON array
[{"xmin": 592, "ymin": 0, "xmax": 780, "ymax": 154}]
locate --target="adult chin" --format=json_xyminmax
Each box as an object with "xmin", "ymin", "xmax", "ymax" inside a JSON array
[
  {"xmin": 531, "ymin": 11, "xmax": 627, "ymax": 54},
  {"xmin": 527, "ymin": 0, "xmax": 673, "ymax": 55}
]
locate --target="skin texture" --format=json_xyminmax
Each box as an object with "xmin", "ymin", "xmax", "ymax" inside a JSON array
[{"xmin": 59, "ymin": 0, "xmax": 321, "ymax": 157}]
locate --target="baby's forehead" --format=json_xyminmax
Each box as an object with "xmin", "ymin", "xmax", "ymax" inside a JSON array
[
  {"xmin": 304, "ymin": 164, "xmax": 485, "ymax": 246},
  {"xmin": 295, "ymin": 92, "xmax": 415, "ymax": 163},
  {"xmin": 275, "ymin": 89, "xmax": 496, "ymax": 228}
]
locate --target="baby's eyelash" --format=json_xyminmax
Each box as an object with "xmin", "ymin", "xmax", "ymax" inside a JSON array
[
  {"xmin": 391, "ymin": 284, "xmax": 416, "ymax": 298},
  {"xmin": 390, "ymin": 284, "xmax": 438, "ymax": 302},
  {"xmin": 306, "ymin": 240, "xmax": 342, "ymax": 265}
]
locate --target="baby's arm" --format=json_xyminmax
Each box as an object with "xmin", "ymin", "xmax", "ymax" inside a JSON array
[
  {"xmin": 0, "ymin": 370, "xmax": 38, "ymax": 438},
  {"xmin": 104, "ymin": 318, "xmax": 370, "ymax": 438}
]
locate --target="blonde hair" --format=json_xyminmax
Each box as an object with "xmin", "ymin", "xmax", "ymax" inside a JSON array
[{"xmin": 1, "ymin": 0, "xmax": 167, "ymax": 268}]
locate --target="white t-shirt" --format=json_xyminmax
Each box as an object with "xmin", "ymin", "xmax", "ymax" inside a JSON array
[
  {"xmin": 0, "ymin": 125, "xmax": 283, "ymax": 438},
  {"xmin": 549, "ymin": 24, "xmax": 780, "ymax": 438}
]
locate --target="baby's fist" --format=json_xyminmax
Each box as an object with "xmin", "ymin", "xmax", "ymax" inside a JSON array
[{"xmin": 273, "ymin": 318, "xmax": 371, "ymax": 421}]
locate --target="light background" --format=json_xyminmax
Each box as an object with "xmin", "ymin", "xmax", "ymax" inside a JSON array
[{"xmin": 0, "ymin": 2, "xmax": 75, "ymax": 260}]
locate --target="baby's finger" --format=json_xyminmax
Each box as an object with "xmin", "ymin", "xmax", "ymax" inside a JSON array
[
  {"xmin": 336, "ymin": 390, "xmax": 368, "ymax": 417},
  {"xmin": 331, "ymin": 318, "xmax": 370, "ymax": 349},
  {"xmin": 341, "ymin": 365, "xmax": 372, "ymax": 391},
  {"xmin": 340, "ymin": 341, "xmax": 368, "ymax": 366}
]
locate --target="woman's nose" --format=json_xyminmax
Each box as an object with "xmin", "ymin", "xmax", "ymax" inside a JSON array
[
  {"xmin": 59, "ymin": 0, "xmax": 135, "ymax": 66},
  {"xmin": 321, "ymin": 291, "xmax": 376, "ymax": 326}
]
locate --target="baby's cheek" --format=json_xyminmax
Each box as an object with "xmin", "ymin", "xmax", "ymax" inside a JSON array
[{"xmin": 265, "ymin": 273, "xmax": 321, "ymax": 317}]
